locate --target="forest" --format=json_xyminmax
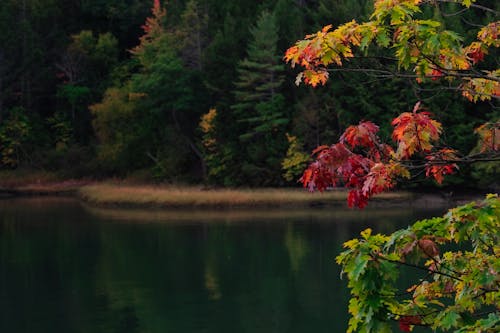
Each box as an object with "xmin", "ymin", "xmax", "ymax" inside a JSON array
[{"xmin": 0, "ymin": 0, "xmax": 498, "ymax": 189}]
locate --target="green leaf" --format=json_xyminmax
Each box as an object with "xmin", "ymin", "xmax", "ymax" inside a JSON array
[
  {"xmin": 350, "ymin": 253, "xmax": 370, "ymax": 280},
  {"xmin": 441, "ymin": 310, "xmax": 461, "ymax": 329}
]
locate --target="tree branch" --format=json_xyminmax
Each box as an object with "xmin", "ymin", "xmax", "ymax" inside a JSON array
[
  {"xmin": 431, "ymin": 0, "xmax": 500, "ymax": 16},
  {"xmin": 377, "ymin": 253, "xmax": 464, "ymax": 282}
]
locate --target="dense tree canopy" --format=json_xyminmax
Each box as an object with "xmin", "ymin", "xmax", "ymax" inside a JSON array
[{"xmin": 0, "ymin": 0, "xmax": 497, "ymax": 189}]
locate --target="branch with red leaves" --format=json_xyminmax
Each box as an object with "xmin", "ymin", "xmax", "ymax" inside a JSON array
[{"xmin": 299, "ymin": 102, "xmax": 498, "ymax": 208}]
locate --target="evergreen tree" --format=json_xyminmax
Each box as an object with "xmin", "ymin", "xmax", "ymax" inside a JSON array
[
  {"xmin": 230, "ymin": 10, "xmax": 288, "ymax": 186},
  {"xmin": 175, "ymin": 0, "xmax": 209, "ymax": 70}
]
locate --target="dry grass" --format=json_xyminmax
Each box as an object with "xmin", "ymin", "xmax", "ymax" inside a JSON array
[{"xmin": 78, "ymin": 184, "xmax": 412, "ymax": 209}]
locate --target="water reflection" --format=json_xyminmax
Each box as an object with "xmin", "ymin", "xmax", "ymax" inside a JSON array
[{"xmin": 0, "ymin": 197, "xmax": 447, "ymax": 333}]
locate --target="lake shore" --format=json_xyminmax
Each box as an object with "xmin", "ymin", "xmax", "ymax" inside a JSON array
[{"xmin": 0, "ymin": 177, "xmax": 488, "ymax": 209}]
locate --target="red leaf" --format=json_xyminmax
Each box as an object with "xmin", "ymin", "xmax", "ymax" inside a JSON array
[
  {"xmin": 347, "ymin": 190, "xmax": 369, "ymax": 208},
  {"xmin": 361, "ymin": 163, "xmax": 394, "ymax": 196},
  {"xmin": 399, "ymin": 316, "xmax": 421, "ymax": 332},
  {"xmin": 392, "ymin": 104, "xmax": 442, "ymax": 158},
  {"xmin": 341, "ymin": 121, "xmax": 380, "ymax": 148},
  {"xmin": 425, "ymin": 149, "xmax": 458, "ymax": 184}
]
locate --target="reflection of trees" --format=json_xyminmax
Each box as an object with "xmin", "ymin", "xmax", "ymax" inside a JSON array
[
  {"xmin": 204, "ymin": 265, "xmax": 221, "ymax": 301},
  {"xmin": 285, "ymin": 223, "xmax": 309, "ymax": 272},
  {"xmin": 0, "ymin": 200, "xmax": 445, "ymax": 332},
  {"xmin": 203, "ymin": 227, "xmax": 224, "ymax": 301}
]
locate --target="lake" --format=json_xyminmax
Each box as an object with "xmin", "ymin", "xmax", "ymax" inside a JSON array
[{"xmin": 0, "ymin": 197, "xmax": 448, "ymax": 333}]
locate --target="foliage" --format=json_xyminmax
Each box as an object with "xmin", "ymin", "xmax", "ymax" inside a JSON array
[
  {"xmin": 297, "ymin": 101, "xmax": 468, "ymax": 208},
  {"xmin": 199, "ymin": 108, "xmax": 229, "ymax": 183},
  {"xmin": 46, "ymin": 111, "xmax": 73, "ymax": 151},
  {"xmin": 336, "ymin": 194, "xmax": 500, "ymax": 332},
  {"xmin": 0, "ymin": 108, "xmax": 33, "ymax": 167},
  {"xmin": 90, "ymin": 0, "xmax": 209, "ymax": 180},
  {"xmin": 230, "ymin": 10, "xmax": 289, "ymax": 185},
  {"xmin": 0, "ymin": 0, "xmax": 496, "ymax": 185},
  {"xmin": 89, "ymin": 86, "xmax": 141, "ymax": 172},
  {"xmin": 282, "ymin": 134, "xmax": 311, "ymax": 182},
  {"xmin": 285, "ymin": 1, "xmax": 499, "ymax": 100},
  {"xmin": 285, "ymin": 0, "xmax": 499, "ymax": 207},
  {"xmin": 284, "ymin": 1, "xmax": 500, "ymax": 332}
]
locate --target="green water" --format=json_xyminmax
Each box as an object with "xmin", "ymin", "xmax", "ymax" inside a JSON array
[{"xmin": 0, "ymin": 197, "xmax": 446, "ymax": 333}]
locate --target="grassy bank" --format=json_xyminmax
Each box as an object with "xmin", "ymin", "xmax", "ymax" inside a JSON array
[
  {"xmin": 78, "ymin": 184, "xmax": 412, "ymax": 209},
  {"xmin": 0, "ymin": 170, "xmax": 90, "ymax": 196},
  {"xmin": 1, "ymin": 173, "xmax": 476, "ymax": 209}
]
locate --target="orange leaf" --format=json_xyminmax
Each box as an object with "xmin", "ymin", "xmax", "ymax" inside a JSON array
[{"xmin": 392, "ymin": 103, "xmax": 442, "ymax": 158}]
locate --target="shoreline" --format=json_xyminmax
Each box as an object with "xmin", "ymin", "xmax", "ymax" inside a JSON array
[{"xmin": 0, "ymin": 181, "xmax": 489, "ymax": 210}]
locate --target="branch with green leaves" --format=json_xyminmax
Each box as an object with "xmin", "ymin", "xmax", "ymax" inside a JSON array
[{"xmin": 336, "ymin": 194, "xmax": 500, "ymax": 332}]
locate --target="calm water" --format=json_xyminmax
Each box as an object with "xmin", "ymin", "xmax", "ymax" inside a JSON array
[{"xmin": 0, "ymin": 197, "xmax": 447, "ymax": 333}]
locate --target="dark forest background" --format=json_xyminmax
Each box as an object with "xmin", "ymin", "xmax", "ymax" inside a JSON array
[{"xmin": 0, "ymin": 0, "xmax": 498, "ymax": 188}]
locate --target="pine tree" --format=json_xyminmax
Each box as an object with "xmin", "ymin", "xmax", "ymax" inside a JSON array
[{"xmin": 230, "ymin": 10, "xmax": 288, "ymax": 185}]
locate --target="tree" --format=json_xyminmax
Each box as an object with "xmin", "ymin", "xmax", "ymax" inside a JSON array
[
  {"xmin": 175, "ymin": 0, "xmax": 209, "ymax": 70},
  {"xmin": 0, "ymin": 107, "xmax": 33, "ymax": 167},
  {"xmin": 230, "ymin": 10, "xmax": 289, "ymax": 185},
  {"xmin": 284, "ymin": 0, "xmax": 499, "ymax": 331},
  {"xmin": 91, "ymin": 0, "xmax": 209, "ymax": 180},
  {"xmin": 285, "ymin": 0, "xmax": 499, "ymax": 208}
]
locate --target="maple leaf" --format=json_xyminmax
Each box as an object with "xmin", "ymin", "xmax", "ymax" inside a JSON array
[
  {"xmin": 461, "ymin": 76, "xmax": 500, "ymax": 102},
  {"xmin": 342, "ymin": 154, "xmax": 373, "ymax": 186},
  {"xmin": 475, "ymin": 122, "xmax": 500, "ymax": 152},
  {"xmin": 392, "ymin": 103, "xmax": 442, "ymax": 158},
  {"xmin": 361, "ymin": 163, "xmax": 394, "ymax": 196},
  {"xmin": 284, "ymin": 45, "xmax": 299, "ymax": 65},
  {"xmin": 341, "ymin": 121, "xmax": 380, "ymax": 148},
  {"xmin": 347, "ymin": 189, "xmax": 369, "ymax": 209},
  {"xmin": 425, "ymin": 148, "xmax": 459, "ymax": 184},
  {"xmin": 418, "ymin": 238, "xmax": 439, "ymax": 257},
  {"xmin": 303, "ymin": 69, "xmax": 329, "ymax": 87},
  {"xmin": 477, "ymin": 21, "xmax": 500, "ymax": 47},
  {"xmin": 317, "ymin": 143, "xmax": 352, "ymax": 168},
  {"xmin": 300, "ymin": 161, "xmax": 333, "ymax": 191}
]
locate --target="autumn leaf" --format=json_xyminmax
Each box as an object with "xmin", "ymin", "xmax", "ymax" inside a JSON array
[
  {"xmin": 466, "ymin": 42, "xmax": 486, "ymax": 65},
  {"xmin": 341, "ymin": 121, "xmax": 380, "ymax": 148},
  {"xmin": 347, "ymin": 189, "xmax": 369, "ymax": 208},
  {"xmin": 303, "ymin": 69, "xmax": 329, "ymax": 87},
  {"xmin": 361, "ymin": 162, "xmax": 394, "ymax": 196},
  {"xmin": 392, "ymin": 103, "xmax": 442, "ymax": 158},
  {"xmin": 425, "ymin": 148, "xmax": 459, "ymax": 184},
  {"xmin": 418, "ymin": 238, "xmax": 440, "ymax": 257},
  {"xmin": 477, "ymin": 21, "xmax": 500, "ymax": 47},
  {"xmin": 475, "ymin": 122, "xmax": 500, "ymax": 152}
]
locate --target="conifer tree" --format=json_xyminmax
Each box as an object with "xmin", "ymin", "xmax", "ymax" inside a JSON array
[{"xmin": 231, "ymin": 10, "xmax": 288, "ymax": 185}]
